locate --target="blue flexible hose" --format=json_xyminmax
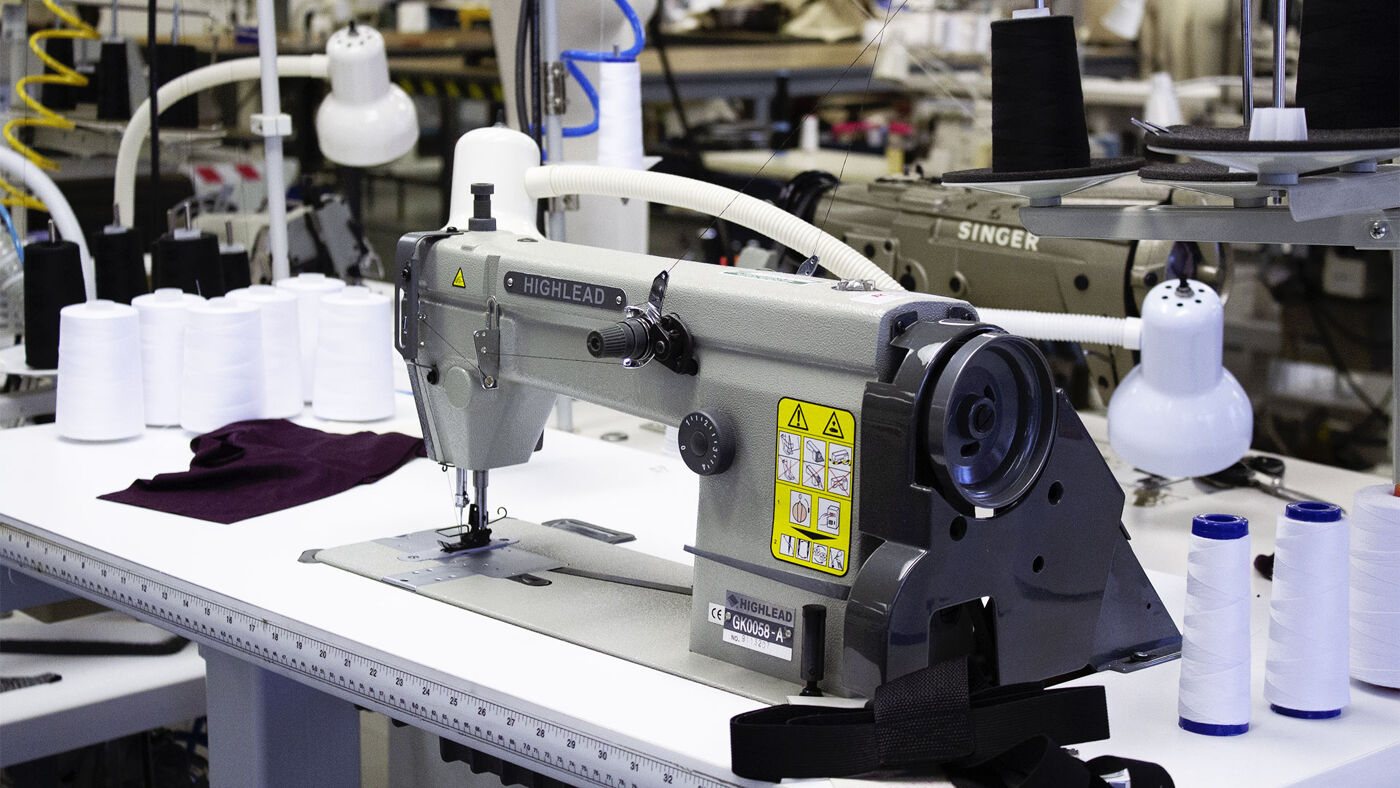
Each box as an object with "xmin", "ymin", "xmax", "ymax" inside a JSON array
[
  {"xmin": 559, "ymin": 0, "xmax": 645, "ymax": 138},
  {"xmin": 0, "ymin": 200, "xmax": 23, "ymax": 263}
]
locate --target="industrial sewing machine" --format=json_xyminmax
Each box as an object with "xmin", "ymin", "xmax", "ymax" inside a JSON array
[
  {"xmin": 801, "ymin": 174, "xmax": 1229, "ymax": 401},
  {"xmin": 317, "ymin": 164, "xmax": 1179, "ymax": 703}
]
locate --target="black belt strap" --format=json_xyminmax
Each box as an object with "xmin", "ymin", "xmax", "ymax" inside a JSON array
[
  {"xmin": 730, "ymin": 657, "xmax": 1112, "ymax": 782},
  {"xmin": 0, "ymin": 634, "xmax": 189, "ymax": 656},
  {"xmin": 876, "ymin": 653, "xmax": 974, "ymax": 766},
  {"xmin": 1084, "ymin": 754, "xmax": 1175, "ymax": 788},
  {"xmin": 947, "ymin": 738, "xmax": 1176, "ymax": 788}
]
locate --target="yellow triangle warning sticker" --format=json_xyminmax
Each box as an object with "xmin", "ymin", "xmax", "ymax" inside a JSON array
[
  {"xmin": 787, "ymin": 404, "xmax": 808, "ymax": 431},
  {"xmin": 451, "ymin": 269, "xmax": 465, "ymax": 288},
  {"xmin": 823, "ymin": 413, "xmax": 845, "ymax": 439}
]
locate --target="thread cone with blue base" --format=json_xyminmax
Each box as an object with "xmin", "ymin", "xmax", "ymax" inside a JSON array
[
  {"xmin": 1179, "ymin": 514, "xmax": 1252, "ymax": 737},
  {"xmin": 1266, "ymin": 502, "xmax": 1349, "ymax": 721}
]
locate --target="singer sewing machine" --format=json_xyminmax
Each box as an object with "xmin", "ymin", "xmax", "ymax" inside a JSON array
[
  {"xmin": 804, "ymin": 174, "xmax": 1229, "ymax": 401},
  {"xmin": 316, "ymin": 187, "xmax": 1180, "ymax": 702}
]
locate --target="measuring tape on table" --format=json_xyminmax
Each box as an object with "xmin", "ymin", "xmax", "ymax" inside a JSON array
[{"xmin": 0, "ymin": 518, "xmax": 741, "ymax": 788}]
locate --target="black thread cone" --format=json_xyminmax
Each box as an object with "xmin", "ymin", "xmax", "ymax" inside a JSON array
[
  {"xmin": 1297, "ymin": 0, "xmax": 1400, "ymax": 130},
  {"xmin": 990, "ymin": 15, "xmax": 1090, "ymax": 173},
  {"xmin": 155, "ymin": 43, "xmax": 200, "ymax": 128},
  {"xmin": 97, "ymin": 41, "xmax": 133, "ymax": 120},
  {"xmin": 22, "ymin": 238, "xmax": 86, "ymax": 369},
  {"xmin": 154, "ymin": 231, "xmax": 224, "ymax": 297},
  {"xmin": 41, "ymin": 38, "xmax": 77, "ymax": 110},
  {"xmin": 220, "ymin": 247, "xmax": 252, "ymax": 291},
  {"xmin": 94, "ymin": 227, "xmax": 149, "ymax": 304}
]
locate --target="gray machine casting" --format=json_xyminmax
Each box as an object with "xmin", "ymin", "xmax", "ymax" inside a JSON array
[{"xmin": 320, "ymin": 195, "xmax": 1180, "ymax": 701}]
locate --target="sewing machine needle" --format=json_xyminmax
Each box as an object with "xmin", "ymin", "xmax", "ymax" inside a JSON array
[{"xmin": 454, "ymin": 467, "xmax": 470, "ymax": 528}]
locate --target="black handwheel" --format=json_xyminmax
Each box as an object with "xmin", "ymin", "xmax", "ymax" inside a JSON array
[{"xmin": 925, "ymin": 331, "xmax": 1056, "ymax": 510}]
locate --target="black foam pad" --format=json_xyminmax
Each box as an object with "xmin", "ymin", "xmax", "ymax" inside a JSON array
[
  {"xmin": 1138, "ymin": 162, "xmax": 1256, "ymax": 183},
  {"xmin": 1148, "ymin": 125, "xmax": 1400, "ymax": 153}
]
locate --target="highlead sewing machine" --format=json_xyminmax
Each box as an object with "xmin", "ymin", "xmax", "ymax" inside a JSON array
[{"xmin": 316, "ymin": 143, "xmax": 1180, "ymax": 704}]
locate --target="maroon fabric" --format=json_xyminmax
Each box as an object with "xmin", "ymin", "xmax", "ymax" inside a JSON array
[{"xmin": 99, "ymin": 419, "xmax": 427, "ymax": 523}]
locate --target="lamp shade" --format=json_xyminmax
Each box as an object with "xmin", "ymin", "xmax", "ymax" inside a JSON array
[
  {"xmin": 447, "ymin": 127, "xmax": 541, "ymax": 238},
  {"xmin": 315, "ymin": 25, "xmax": 418, "ymax": 167},
  {"xmin": 1107, "ymin": 279, "xmax": 1252, "ymax": 477}
]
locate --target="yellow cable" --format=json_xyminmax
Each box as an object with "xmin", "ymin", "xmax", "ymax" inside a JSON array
[{"xmin": 1, "ymin": 0, "xmax": 100, "ymax": 211}]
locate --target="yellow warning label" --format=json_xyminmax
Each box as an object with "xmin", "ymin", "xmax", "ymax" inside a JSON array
[
  {"xmin": 823, "ymin": 413, "xmax": 845, "ymax": 440},
  {"xmin": 772, "ymin": 397, "xmax": 855, "ymax": 577},
  {"xmin": 787, "ymin": 405, "xmax": 809, "ymax": 431},
  {"xmin": 451, "ymin": 269, "xmax": 466, "ymax": 288}
]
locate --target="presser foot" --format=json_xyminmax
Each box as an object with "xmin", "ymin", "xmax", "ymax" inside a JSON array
[
  {"xmin": 437, "ymin": 526, "xmax": 496, "ymax": 553},
  {"xmin": 440, "ymin": 502, "xmax": 495, "ymax": 552}
]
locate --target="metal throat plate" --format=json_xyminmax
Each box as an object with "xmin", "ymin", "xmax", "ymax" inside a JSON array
[
  {"xmin": 314, "ymin": 519, "xmax": 801, "ymax": 703},
  {"xmin": 374, "ymin": 531, "xmax": 562, "ymax": 589}
]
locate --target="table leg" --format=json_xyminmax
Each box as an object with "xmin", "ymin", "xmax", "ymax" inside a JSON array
[{"xmin": 201, "ymin": 645, "xmax": 360, "ymax": 788}]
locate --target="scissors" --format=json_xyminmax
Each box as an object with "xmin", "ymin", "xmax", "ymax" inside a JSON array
[{"xmin": 1199, "ymin": 455, "xmax": 1340, "ymax": 509}]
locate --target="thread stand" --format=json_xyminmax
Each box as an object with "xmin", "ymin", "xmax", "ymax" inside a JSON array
[
  {"xmin": 1138, "ymin": 162, "xmax": 1275, "ymax": 209},
  {"xmin": 1014, "ymin": 3, "xmax": 1400, "ymax": 481},
  {"xmin": 1145, "ymin": 128, "xmax": 1400, "ymax": 187},
  {"xmin": 0, "ymin": 343, "xmax": 58, "ymax": 377},
  {"xmin": 1142, "ymin": 0, "xmax": 1399, "ymax": 185},
  {"xmin": 941, "ymin": 169, "xmax": 1142, "ymax": 208}
]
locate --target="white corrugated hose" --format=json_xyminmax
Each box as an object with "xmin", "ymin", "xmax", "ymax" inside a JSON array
[{"xmin": 523, "ymin": 163, "xmax": 1144, "ymax": 349}]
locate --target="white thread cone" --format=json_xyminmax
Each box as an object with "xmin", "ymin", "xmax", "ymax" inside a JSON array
[
  {"xmin": 227, "ymin": 285, "xmax": 303, "ymax": 419},
  {"xmin": 1352, "ymin": 485, "xmax": 1400, "ymax": 688},
  {"xmin": 274, "ymin": 272, "xmax": 345, "ymax": 402},
  {"xmin": 180, "ymin": 297, "xmax": 264, "ymax": 434},
  {"xmin": 1178, "ymin": 514, "xmax": 1251, "ymax": 736},
  {"xmin": 1144, "ymin": 72, "xmax": 1184, "ymax": 128},
  {"xmin": 1265, "ymin": 502, "xmax": 1350, "ymax": 718},
  {"xmin": 133, "ymin": 288, "xmax": 205, "ymax": 426},
  {"xmin": 56, "ymin": 300, "xmax": 145, "ymax": 441},
  {"xmin": 312, "ymin": 286, "xmax": 394, "ymax": 421},
  {"xmin": 597, "ymin": 60, "xmax": 645, "ymax": 171}
]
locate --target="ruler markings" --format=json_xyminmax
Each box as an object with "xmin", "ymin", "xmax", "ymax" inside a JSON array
[{"xmin": 0, "ymin": 520, "xmax": 739, "ymax": 788}]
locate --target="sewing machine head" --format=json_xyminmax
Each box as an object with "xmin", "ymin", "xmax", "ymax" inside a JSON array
[{"xmin": 384, "ymin": 135, "xmax": 1179, "ymax": 699}]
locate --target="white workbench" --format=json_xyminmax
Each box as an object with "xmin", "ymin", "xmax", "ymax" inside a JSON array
[
  {"xmin": 0, "ymin": 395, "xmax": 1396, "ymax": 786},
  {"xmin": 1069, "ymin": 417, "xmax": 1400, "ymax": 787}
]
